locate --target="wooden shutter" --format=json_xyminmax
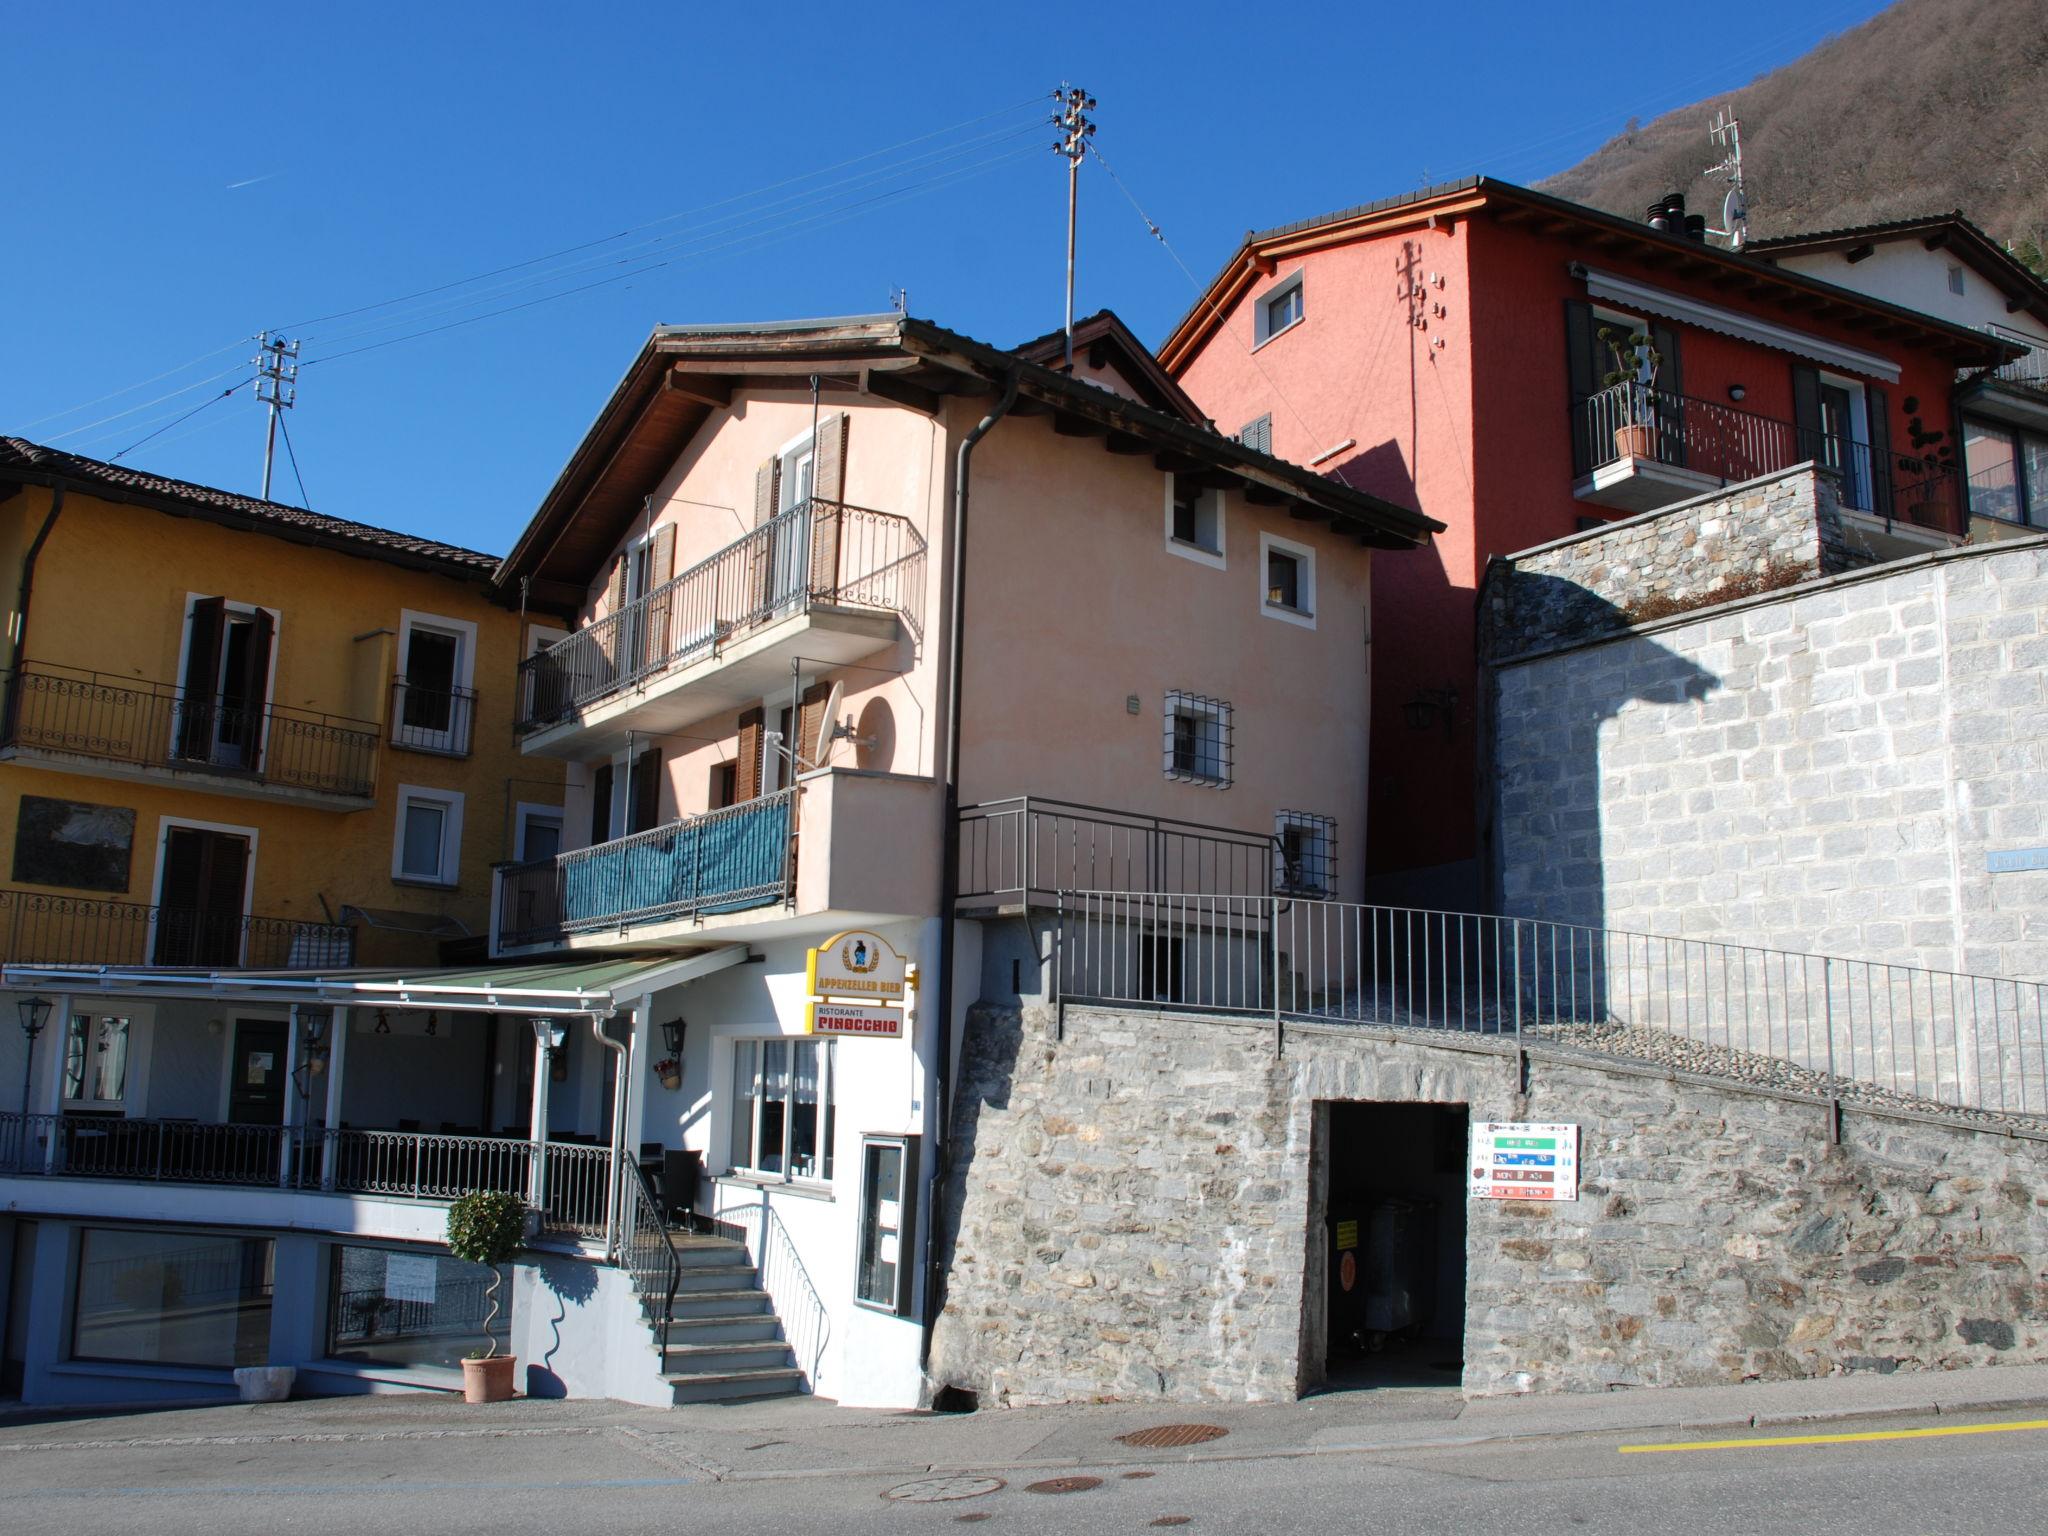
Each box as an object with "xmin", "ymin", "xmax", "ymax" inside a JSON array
[
  {"xmin": 646, "ymin": 522, "xmax": 677, "ymax": 665},
  {"xmin": 177, "ymin": 598, "xmax": 226, "ymax": 759},
  {"xmin": 630, "ymin": 749, "xmax": 662, "ymax": 833},
  {"xmin": 753, "ymin": 460, "xmax": 780, "ymax": 527},
  {"xmin": 606, "ymin": 554, "xmax": 628, "ymax": 616},
  {"xmin": 1564, "ymin": 300, "xmax": 1598, "ymax": 476},
  {"xmin": 202, "ymin": 832, "xmax": 250, "ymax": 918},
  {"xmin": 589, "ymin": 762, "xmax": 614, "ymax": 846},
  {"xmin": 1791, "ymin": 365, "xmax": 1822, "ymax": 463},
  {"xmin": 810, "ymin": 415, "xmax": 848, "ymax": 596},
  {"xmin": 238, "ymin": 608, "xmax": 276, "ymax": 769},
  {"xmin": 1867, "ymin": 385, "xmax": 1895, "ymax": 520},
  {"xmin": 734, "ymin": 706, "xmax": 764, "ymax": 803},
  {"xmin": 797, "ymin": 681, "xmax": 832, "ymax": 771}
]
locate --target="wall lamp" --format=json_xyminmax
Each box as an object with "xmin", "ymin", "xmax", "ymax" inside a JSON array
[
  {"xmin": 1727, "ymin": 384, "xmax": 1747, "ymax": 402},
  {"xmin": 1402, "ymin": 687, "xmax": 1459, "ymax": 738},
  {"xmin": 530, "ymin": 1017, "xmax": 567, "ymax": 1051},
  {"xmin": 659, "ymin": 1018, "xmax": 687, "ymax": 1056}
]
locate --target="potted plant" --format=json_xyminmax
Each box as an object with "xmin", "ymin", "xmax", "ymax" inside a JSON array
[
  {"xmin": 1895, "ymin": 397, "xmax": 1956, "ymax": 527},
  {"xmin": 1599, "ymin": 326, "xmax": 1661, "ymax": 459},
  {"xmin": 446, "ymin": 1189, "xmax": 528, "ymax": 1404},
  {"xmin": 653, "ymin": 1056, "xmax": 682, "ymax": 1091}
]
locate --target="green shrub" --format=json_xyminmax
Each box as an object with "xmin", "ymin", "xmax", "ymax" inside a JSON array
[{"xmin": 446, "ymin": 1190, "xmax": 528, "ymax": 1267}]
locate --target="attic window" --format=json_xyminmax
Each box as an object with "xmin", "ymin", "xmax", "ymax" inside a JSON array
[
  {"xmin": 1165, "ymin": 475, "xmax": 1224, "ymax": 566},
  {"xmin": 1253, "ymin": 272, "xmax": 1305, "ymax": 347},
  {"xmin": 1947, "ymin": 265, "xmax": 1966, "ymax": 296}
]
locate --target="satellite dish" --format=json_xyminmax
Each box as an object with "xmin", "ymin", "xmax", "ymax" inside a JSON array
[{"xmin": 814, "ymin": 681, "xmax": 844, "ymax": 766}]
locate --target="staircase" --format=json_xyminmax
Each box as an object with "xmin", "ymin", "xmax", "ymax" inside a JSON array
[{"xmin": 644, "ymin": 1234, "xmax": 806, "ymax": 1404}]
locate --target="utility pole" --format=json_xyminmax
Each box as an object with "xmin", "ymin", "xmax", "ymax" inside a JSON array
[
  {"xmin": 254, "ymin": 332, "xmax": 300, "ymax": 501},
  {"xmin": 1052, "ymin": 84, "xmax": 1096, "ymax": 371}
]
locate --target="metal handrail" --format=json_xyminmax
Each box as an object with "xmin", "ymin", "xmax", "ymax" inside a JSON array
[
  {"xmin": 494, "ymin": 787, "xmax": 797, "ymax": 949},
  {"xmin": 1056, "ymin": 892, "xmax": 2048, "ymax": 1118},
  {"xmin": 2, "ymin": 662, "xmax": 379, "ymax": 798},
  {"xmin": 0, "ymin": 886, "xmax": 353, "ymax": 969},
  {"xmin": 388, "ymin": 675, "xmax": 477, "ymax": 757},
  {"xmin": 957, "ymin": 796, "xmax": 1287, "ymax": 905},
  {"xmin": 721, "ymin": 1197, "xmax": 830, "ymax": 1389},
  {"xmin": 1976, "ymin": 324, "xmax": 2048, "ymax": 389},
  {"xmin": 618, "ymin": 1156, "xmax": 681, "ymax": 1354},
  {"xmin": 516, "ymin": 498, "xmax": 927, "ymax": 732}
]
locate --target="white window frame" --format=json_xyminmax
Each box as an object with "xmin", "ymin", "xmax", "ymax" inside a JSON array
[
  {"xmin": 62, "ymin": 1010, "xmax": 141, "ymax": 1110},
  {"xmin": 394, "ymin": 609, "xmax": 478, "ymax": 755},
  {"xmin": 726, "ymin": 1035, "xmax": 836, "ymax": 1186},
  {"xmin": 1258, "ymin": 531, "xmax": 1318, "ymax": 629},
  {"xmin": 168, "ymin": 593, "xmax": 283, "ymax": 770},
  {"xmin": 1815, "ymin": 369, "xmax": 1874, "ymax": 512},
  {"xmin": 775, "ymin": 426, "xmax": 818, "ymax": 513},
  {"xmin": 513, "ymin": 802, "xmax": 565, "ymax": 863},
  {"xmin": 1254, "ymin": 270, "xmax": 1305, "ymax": 348},
  {"xmin": 1163, "ymin": 475, "xmax": 1226, "ymax": 568},
  {"xmin": 1163, "ymin": 691, "xmax": 1232, "ymax": 789},
  {"xmin": 391, "ymin": 784, "xmax": 465, "ymax": 887}
]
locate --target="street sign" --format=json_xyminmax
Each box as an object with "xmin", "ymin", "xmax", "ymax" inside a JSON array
[
  {"xmin": 806, "ymin": 1000, "xmax": 903, "ymax": 1038},
  {"xmin": 807, "ymin": 929, "xmax": 909, "ymax": 1002},
  {"xmin": 1469, "ymin": 1121, "xmax": 1579, "ymax": 1202}
]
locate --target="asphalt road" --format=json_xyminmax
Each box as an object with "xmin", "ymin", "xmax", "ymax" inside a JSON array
[{"xmin": 2, "ymin": 1408, "xmax": 2043, "ymax": 1535}]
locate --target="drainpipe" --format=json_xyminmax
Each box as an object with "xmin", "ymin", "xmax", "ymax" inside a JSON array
[
  {"xmin": 923, "ymin": 368, "xmax": 1020, "ymax": 1367},
  {"xmin": 4, "ymin": 484, "xmax": 64, "ymax": 742},
  {"xmin": 589, "ymin": 1008, "xmax": 631, "ymax": 1260}
]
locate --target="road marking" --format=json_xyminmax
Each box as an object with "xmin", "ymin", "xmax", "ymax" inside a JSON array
[{"xmin": 1620, "ymin": 1418, "xmax": 2048, "ymax": 1454}]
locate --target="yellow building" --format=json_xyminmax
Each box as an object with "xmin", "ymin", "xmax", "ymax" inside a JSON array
[{"xmin": 0, "ymin": 438, "xmax": 564, "ymax": 973}]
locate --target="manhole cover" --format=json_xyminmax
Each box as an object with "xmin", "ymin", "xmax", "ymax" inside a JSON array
[
  {"xmin": 1026, "ymin": 1475, "xmax": 1105, "ymax": 1494},
  {"xmin": 1115, "ymin": 1423, "xmax": 1230, "ymax": 1449},
  {"xmin": 883, "ymin": 1475, "xmax": 1006, "ymax": 1503}
]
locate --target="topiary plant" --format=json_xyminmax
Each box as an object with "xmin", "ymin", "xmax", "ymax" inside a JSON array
[{"xmin": 446, "ymin": 1190, "xmax": 528, "ymax": 1360}]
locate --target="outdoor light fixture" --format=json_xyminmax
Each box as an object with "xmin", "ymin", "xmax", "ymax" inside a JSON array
[
  {"xmin": 1402, "ymin": 687, "xmax": 1459, "ymax": 738},
  {"xmin": 660, "ymin": 1018, "xmax": 686, "ymax": 1056},
  {"xmin": 15, "ymin": 996, "xmax": 53, "ymax": 1166},
  {"xmin": 530, "ymin": 1016, "xmax": 567, "ymax": 1051},
  {"xmin": 1728, "ymin": 384, "xmax": 1747, "ymax": 402},
  {"xmin": 16, "ymin": 995, "xmax": 52, "ymax": 1044}
]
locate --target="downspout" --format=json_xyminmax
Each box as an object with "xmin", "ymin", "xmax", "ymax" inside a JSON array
[
  {"xmin": 4, "ymin": 484, "xmax": 64, "ymax": 742},
  {"xmin": 589, "ymin": 1009, "xmax": 630, "ymax": 1260},
  {"xmin": 922, "ymin": 367, "xmax": 1020, "ymax": 1368}
]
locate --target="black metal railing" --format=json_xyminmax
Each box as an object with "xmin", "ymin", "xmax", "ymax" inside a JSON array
[
  {"xmin": 619, "ymin": 1159, "xmax": 681, "ymax": 1353},
  {"xmin": 1978, "ymin": 324, "xmax": 2048, "ymax": 391},
  {"xmin": 3, "ymin": 662, "xmax": 379, "ymax": 799},
  {"xmin": 956, "ymin": 796, "xmax": 1292, "ymax": 907},
  {"xmin": 516, "ymin": 499, "xmax": 926, "ymax": 733},
  {"xmin": 0, "ymin": 886, "xmax": 354, "ymax": 968},
  {"xmin": 1571, "ymin": 383, "xmax": 1895, "ymax": 516},
  {"xmin": 389, "ymin": 676, "xmax": 476, "ymax": 757},
  {"xmin": 495, "ymin": 787, "xmax": 797, "ymax": 949}
]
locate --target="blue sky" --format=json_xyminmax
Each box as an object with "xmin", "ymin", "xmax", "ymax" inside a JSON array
[{"xmin": 5, "ymin": 0, "xmax": 1890, "ymax": 555}]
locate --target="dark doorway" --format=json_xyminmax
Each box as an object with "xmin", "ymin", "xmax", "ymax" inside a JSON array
[
  {"xmin": 228, "ymin": 1020, "xmax": 288, "ymax": 1126},
  {"xmin": 1317, "ymin": 1101, "xmax": 1467, "ymax": 1389},
  {"xmin": 153, "ymin": 826, "xmax": 251, "ymax": 966}
]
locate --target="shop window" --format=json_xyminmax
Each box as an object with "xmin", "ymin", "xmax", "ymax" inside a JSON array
[
  {"xmin": 72, "ymin": 1229, "xmax": 273, "ymax": 1369},
  {"xmin": 729, "ymin": 1037, "xmax": 835, "ymax": 1183},
  {"xmin": 326, "ymin": 1244, "xmax": 505, "ymax": 1371},
  {"xmin": 855, "ymin": 1134, "xmax": 920, "ymax": 1315}
]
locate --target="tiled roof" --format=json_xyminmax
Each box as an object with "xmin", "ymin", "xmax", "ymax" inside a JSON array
[{"xmin": 0, "ymin": 438, "xmax": 500, "ymax": 574}]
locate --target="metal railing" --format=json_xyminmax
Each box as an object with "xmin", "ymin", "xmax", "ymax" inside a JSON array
[
  {"xmin": 618, "ymin": 1157, "xmax": 681, "ymax": 1354},
  {"xmin": 719, "ymin": 1197, "xmax": 830, "ymax": 1390},
  {"xmin": 957, "ymin": 797, "xmax": 1287, "ymax": 907},
  {"xmin": 0, "ymin": 887, "xmax": 354, "ymax": 969},
  {"xmin": 3, "ymin": 662, "xmax": 379, "ymax": 799},
  {"xmin": 389, "ymin": 676, "xmax": 476, "ymax": 757},
  {"xmin": 495, "ymin": 787, "xmax": 796, "ymax": 949},
  {"xmin": 1055, "ymin": 894, "xmax": 2048, "ymax": 1118},
  {"xmin": 1978, "ymin": 324, "xmax": 2048, "ymax": 391},
  {"xmin": 1571, "ymin": 383, "xmax": 1890, "ymax": 515},
  {"xmin": 517, "ymin": 499, "xmax": 926, "ymax": 733}
]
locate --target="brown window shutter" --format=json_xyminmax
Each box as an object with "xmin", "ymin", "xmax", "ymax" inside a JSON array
[
  {"xmin": 238, "ymin": 608, "xmax": 276, "ymax": 769},
  {"xmin": 808, "ymin": 416, "xmax": 847, "ymax": 597},
  {"xmin": 734, "ymin": 706, "xmax": 764, "ymax": 803},
  {"xmin": 753, "ymin": 459, "xmax": 779, "ymax": 527},
  {"xmin": 797, "ymin": 680, "xmax": 832, "ymax": 771},
  {"xmin": 589, "ymin": 761, "xmax": 614, "ymax": 846},
  {"xmin": 645, "ymin": 523, "xmax": 678, "ymax": 664},
  {"xmin": 814, "ymin": 413, "xmax": 847, "ymax": 504},
  {"xmin": 606, "ymin": 554, "xmax": 628, "ymax": 615},
  {"xmin": 177, "ymin": 598, "xmax": 227, "ymax": 759},
  {"xmin": 630, "ymin": 748, "xmax": 663, "ymax": 833}
]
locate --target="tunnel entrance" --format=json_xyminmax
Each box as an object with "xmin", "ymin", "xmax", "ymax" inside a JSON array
[{"xmin": 1316, "ymin": 1101, "xmax": 1468, "ymax": 1389}]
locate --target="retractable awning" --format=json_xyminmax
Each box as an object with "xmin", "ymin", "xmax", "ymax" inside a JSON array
[{"xmin": 1, "ymin": 948, "xmax": 749, "ymax": 1018}]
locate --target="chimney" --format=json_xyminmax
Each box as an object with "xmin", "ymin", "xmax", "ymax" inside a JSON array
[{"xmin": 1646, "ymin": 193, "xmax": 1686, "ymax": 235}]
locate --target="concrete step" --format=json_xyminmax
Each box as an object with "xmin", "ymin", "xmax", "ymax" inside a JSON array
[
  {"xmin": 666, "ymin": 1289, "xmax": 773, "ymax": 1320},
  {"xmin": 661, "ymin": 1314, "xmax": 785, "ymax": 1345},
  {"xmin": 674, "ymin": 1264, "xmax": 759, "ymax": 1294},
  {"xmin": 660, "ymin": 1339, "xmax": 795, "ymax": 1376},
  {"xmin": 665, "ymin": 1365, "xmax": 806, "ymax": 1405},
  {"xmin": 672, "ymin": 1239, "xmax": 752, "ymax": 1269}
]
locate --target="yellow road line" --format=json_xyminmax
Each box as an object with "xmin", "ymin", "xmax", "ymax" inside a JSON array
[{"xmin": 1620, "ymin": 1418, "xmax": 2048, "ymax": 1454}]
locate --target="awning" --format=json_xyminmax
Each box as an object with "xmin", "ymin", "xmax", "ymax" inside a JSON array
[
  {"xmin": 1, "ymin": 948, "xmax": 749, "ymax": 1018},
  {"xmin": 1571, "ymin": 265, "xmax": 1902, "ymax": 383},
  {"xmin": 339, "ymin": 904, "xmax": 470, "ymax": 937}
]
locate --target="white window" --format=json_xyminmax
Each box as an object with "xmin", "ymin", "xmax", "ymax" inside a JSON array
[
  {"xmin": 1274, "ymin": 811, "xmax": 1337, "ymax": 898},
  {"xmin": 1254, "ymin": 271, "xmax": 1305, "ymax": 346},
  {"xmin": 729, "ymin": 1037, "xmax": 835, "ymax": 1183},
  {"xmin": 393, "ymin": 610, "xmax": 478, "ymax": 756},
  {"xmin": 1239, "ymin": 414, "xmax": 1273, "ymax": 455},
  {"xmin": 514, "ymin": 803, "xmax": 564, "ymax": 863},
  {"xmin": 1947, "ymin": 264, "xmax": 1966, "ymax": 297},
  {"xmin": 392, "ymin": 784, "xmax": 464, "ymax": 886},
  {"xmin": 1164, "ymin": 691, "xmax": 1232, "ymax": 788},
  {"xmin": 1259, "ymin": 532, "xmax": 1317, "ymax": 628},
  {"xmin": 63, "ymin": 1013, "xmax": 132, "ymax": 1107},
  {"xmin": 1164, "ymin": 475, "xmax": 1225, "ymax": 566}
]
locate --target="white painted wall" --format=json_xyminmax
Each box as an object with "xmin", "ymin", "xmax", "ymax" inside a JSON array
[{"xmin": 1770, "ymin": 242, "xmax": 2048, "ymax": 354}]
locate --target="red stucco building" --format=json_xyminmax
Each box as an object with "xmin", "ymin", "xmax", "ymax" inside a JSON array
[{"xmin": 1158, "ymin": 177, "xmax": 2014, "ymax": 909}]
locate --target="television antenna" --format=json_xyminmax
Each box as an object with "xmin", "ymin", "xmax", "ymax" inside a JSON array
[{"xmin": 1705, "ymin": 108, "xmax": 1749, "ymax": 251}]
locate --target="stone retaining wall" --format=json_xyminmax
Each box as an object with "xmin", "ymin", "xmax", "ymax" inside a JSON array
[{"xmin": 928, "ymin": 1003, "xmax": 2048, "ymax": 1405}]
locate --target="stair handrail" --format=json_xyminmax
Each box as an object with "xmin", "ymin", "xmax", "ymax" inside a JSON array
[
  {"xmin": 618, "ymin": 1157, "xmax": 680, "ymax": 1355},
  {"xmin": 733, "ymin": 1196, "xmax": 831, "ymax": 1390}
]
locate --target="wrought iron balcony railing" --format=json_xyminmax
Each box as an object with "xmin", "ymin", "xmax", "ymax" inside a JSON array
[
  {"xmin": 389, "ymin": 675, "xmax": 477, "ymax": 757},
  {"xmin": 517, "ymin": 499, "xmax": 926, "ymax": 733},
  {"xmin": 1976, "ymin": 324, "xmax": 2048, "ymax": 391},
  {"xmin": 495, "ymin": 787, "xmax": 796, "ymax": 949},
  {"xmin": 3, "ymin": 662, "xmax": 379, "ymax": 799},
  {"xmin": 0, "ymin": 886, "xmax": 354, "ymax": 969}
]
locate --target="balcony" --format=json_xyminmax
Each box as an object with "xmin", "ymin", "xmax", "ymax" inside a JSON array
[
  {"xmin": 0, "ymin": 886, "xmax": 353, "ymax": 969},
  {"xmin": 1, "ymin": 662, "xmax": 379, "ymax": 808},
  {"xmin": 388, "ymin": 675, "xmax": 476, "ymax": 757},
  {"xmin": 515, "ymin": 499, "xmax": 925, "ymax": 759}
]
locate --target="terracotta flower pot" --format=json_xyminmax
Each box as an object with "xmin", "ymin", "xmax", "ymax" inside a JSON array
[
  {"xmin": 659, "ymin": 1072, "xmax": 682, "ymax": 1091},
  {"xmin": 1613, "ymin": 422, "xmax": 1655, "ymax": 459},
  {"xmin": 462, "ymin": 1354, "xmax": 517, "ymax": 1404}
]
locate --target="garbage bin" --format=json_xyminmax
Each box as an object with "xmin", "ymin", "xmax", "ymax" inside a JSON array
[
  {"xmin": 1362, "ymin": 1197, "xmax": 1437, "ymax": 1340},
  {"xmin": 1326, "ymin": 1206, "xmax": 1369, "ymax": 1358}
]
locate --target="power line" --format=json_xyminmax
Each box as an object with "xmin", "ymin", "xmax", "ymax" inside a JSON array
[
  {"xmin": 22, "ymin": 335, "xmax": 259, "ymax": 432},
  {"xmin": 107, "ymin": 381, "xmax": 250, "ymax": 463},
  {"xmin": 275, "ymin": 410, "xmax": 311, "ymax": 508},
  {"xmin": 41, "ymin": 361, "xmax": 253, "ymax": 444}
]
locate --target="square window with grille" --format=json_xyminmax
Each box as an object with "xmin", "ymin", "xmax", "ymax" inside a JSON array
[
  {"xmin": 1164, "ymin": 692, "xmax": 1232, "ymax": 787},
  {"xmin": 1274, "ymin": 811, "xmax": 1336, "ymax": 897}
]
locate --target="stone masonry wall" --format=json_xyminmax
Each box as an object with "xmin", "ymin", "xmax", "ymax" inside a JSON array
[
  {"xmin": 1483, "ymin": 465, "xmax": 1850, "ymax": 657},
  {"xmin": 928, "ymin": 1003, "xmax": 2048, "ymax": 1405},
  {"xmin": 1492, "ymin": 535, "xmax": 2048, "ymax": 981}
]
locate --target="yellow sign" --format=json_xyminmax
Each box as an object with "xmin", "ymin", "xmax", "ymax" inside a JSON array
[
  {"xmin": 806, "ymin": 1000, "xmax": 903, "ymax": 1038},
  {"xmin": 806, "ymin": 929, "xmax": 909, "ymax": 1002}
]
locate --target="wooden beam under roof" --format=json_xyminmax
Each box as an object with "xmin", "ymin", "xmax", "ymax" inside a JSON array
[
  {"xmin": 1050, "ymin": 412, "xmax": 1106, "ymax": 438},
  {"xmin": 1240, "ymin": 482, "xmax": 1290, "ymax": 506},
  {"xmin": 1845, "ymin": 243, "xmax": 1875, "ymax": 263},
  {"xmin": 1104, "ymin": 431, "xmax": 1151, "ymax": 455},
  {"xmin": 663, "ymin": 367, "xmax": 731, "ymax": 408},
  {"xmin": 859, "ymin": 366, "xmax": 942, "ymax": 416}
]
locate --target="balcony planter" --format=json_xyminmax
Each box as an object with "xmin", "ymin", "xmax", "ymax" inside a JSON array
[{"xmin": 1613, "ymin": 422, "xmax": 1656, "ymax": 459}]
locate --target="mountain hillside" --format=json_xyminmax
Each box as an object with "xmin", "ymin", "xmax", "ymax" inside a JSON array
[{"xmin": 1540, "ymin": 0, "xmax": 2048, "ymax": 265}]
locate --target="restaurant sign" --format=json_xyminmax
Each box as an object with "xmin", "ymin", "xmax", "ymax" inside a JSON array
[
  {"xmin": 806, "ymin": 929, "xmax": 909, "ymax": 1002},
  {"xmin": 806, "ymin": 1000, "xmax": 903, "ymax": 1038}
]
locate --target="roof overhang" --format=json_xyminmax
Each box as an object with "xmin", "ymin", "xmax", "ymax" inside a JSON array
[
  {"xmin": 1009, "ymin": 310, "xmax": 1207, "ymax": 423},
  {"xmin": 1750, "ymin": 214, "xmax": 2048, "ymax": 330},
  {"xmin": 1, "ymin": 948, "xmax": 750, "ymax": 1019}
]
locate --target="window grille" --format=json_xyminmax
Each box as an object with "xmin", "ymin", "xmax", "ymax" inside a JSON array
[
  {"xmin": 1164, "ymin": 691, "xmax": 1233, "ymax": 787},
  {"xmin": 1274, "ymin": 810, "xmax": 1336, "ymax": 897}
]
